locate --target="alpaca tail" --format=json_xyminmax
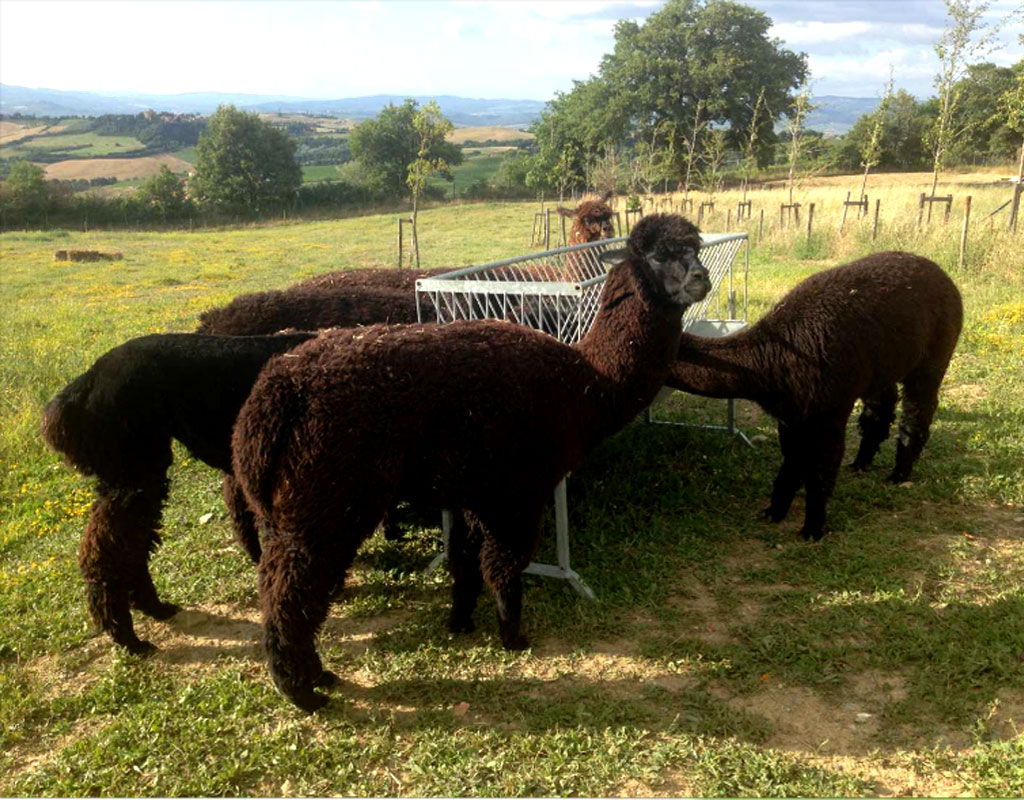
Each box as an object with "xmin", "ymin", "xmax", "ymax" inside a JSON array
[
  {"xmin": 40, "ymin": 373, "xmax": 102, "ymax": 478},
  {"xmin": 231, "ymin": 368, "xmax": 301, "ymax": 522}
]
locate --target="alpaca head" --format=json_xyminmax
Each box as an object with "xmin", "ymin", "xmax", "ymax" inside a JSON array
[
  {"xmin": 557, "ymin": 193, "xmax": 616, "ymax": 243},
  {"xmin": 625, "ymin": 213, "xmax": 710, "ymax": 308}
]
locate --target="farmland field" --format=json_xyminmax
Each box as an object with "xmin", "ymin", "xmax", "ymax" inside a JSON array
[
  {"xmin": 43, "ymin": 153, "xmax": 193, "ymax": 182},
  {"xmin": 1, "ymin": 191, "xmax": 1023, "ymax": 796},
  {"xmin": 0, "ymin": 131, "xmax": 146, "ymax": 161}
]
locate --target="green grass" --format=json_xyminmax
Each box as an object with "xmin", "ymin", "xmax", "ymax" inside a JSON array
[
  {"xmin": 0, "ymin": 131, "xmax": 146, "ymax": 161},
  {"xmin": 1, "ymin": 199, "xmax": 1023, "ymax": 795},
  {"xmin": 301, "ymin": 164, "xmax": 347, "ymax": 183}
]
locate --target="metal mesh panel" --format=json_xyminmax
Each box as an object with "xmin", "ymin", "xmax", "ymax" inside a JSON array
[{"xmin": 416, "ymin": 232, "xmax": 747, "ymax": 343}]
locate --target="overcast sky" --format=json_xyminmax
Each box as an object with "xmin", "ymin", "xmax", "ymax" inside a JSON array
[{"xmin": 1, "ymin": 0, "xmax": 1021, "ymax": 103}]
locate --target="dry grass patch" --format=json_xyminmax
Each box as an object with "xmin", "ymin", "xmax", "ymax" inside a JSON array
[
  {"xmin": 447, "ymin": 125, "xmax": 534, "ymax": 144},
  {"xmin": 43, "ymin": 154, "xmax": 193, "ymax": 181}
]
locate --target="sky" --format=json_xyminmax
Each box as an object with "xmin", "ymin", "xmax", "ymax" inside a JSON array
[{"xmin": 0, "ymin": 0, "xmax": 1021, "ymax": 103}]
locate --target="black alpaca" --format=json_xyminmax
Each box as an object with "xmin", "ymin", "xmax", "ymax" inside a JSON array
[
  {"xmin": 40, "ymin": 332, "xmax": 315, "ymax": 654},
  {"xmin": 231, "ymin": 214, "xmax": 711, "ymax": 711},
  {"xmin": 665, "ymin": 251, "xmax": 963, "ymax": 541}
]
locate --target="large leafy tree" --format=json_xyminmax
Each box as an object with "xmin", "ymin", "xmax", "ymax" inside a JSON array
[
  {"xmin": 948, "ymin": 61, "xmax": 1022, "ymax": 163},
  {"xmin": 533, "ymin": 0, "xmax": 807, "ymax": 186},
  {"xmin": 0, "ymin": 160, "xmax": 52, "ymax": 225},
  {"xmin": 191, "ymin": 105, "xmax": 302, "ymax": 214},
  {"xmin": 350, "ymin": 99, "xmax": 462, "ymax": 200}
]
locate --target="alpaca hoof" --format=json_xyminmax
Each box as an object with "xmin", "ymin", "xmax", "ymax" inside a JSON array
[
  {"xmin": 313, "ymin": 669, "xmax": 342, "ymax": 689},
  {"xmin": 449, "ymin": 616, "xmax": 476, "ymax": 635},
  {"xmin": 140, "ymin": 601, "xmax": 182, "ymax": 621},
  {"xmin": 885, "ymin": 470, "xmax": 910, "ymax": 484},
  {"xmin": 124, "ymin": 638, "xmax": 158, "ymax": 657},
  {"xmin": 799, "ymin": 525, "xmax": 826, "ymax": 542},
  {"xmin": 382, "ymin": 525, "xmax": 407, "ymax": 542},
  {"xmin": 287, "ymin": 687, "xmax": 330, "ymax": 714},
  {"xmin": 761, "ymin": 505, "xmax": 786, "ymax": 523},
  {"xmin": 848, "ymin": 459, "xmax": 869, "ymax": 472},
  {"xmin": 500, "ymin": 633, "xmax": 530, "ymax": 651}
]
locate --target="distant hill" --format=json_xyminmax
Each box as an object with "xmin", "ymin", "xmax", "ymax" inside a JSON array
[
  {"xmin": 1, "ymin": 84, "xmax": 883, "ymax": 135},
  {"xmin": 0, "ymin": 84, "xmax": 545, "ymax": 128},
  {"xmin": 805, "ymin": 96, "xmax": 881, "ymax": 136}
]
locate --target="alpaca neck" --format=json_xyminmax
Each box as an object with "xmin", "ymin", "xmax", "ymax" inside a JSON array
[
  {"xmin": 668, "ymin": 330, "xmax": 770, "ymax": 401},
  {"xmin": 574, "ymin": 260, "xmax": 682, "ymax": 437}
]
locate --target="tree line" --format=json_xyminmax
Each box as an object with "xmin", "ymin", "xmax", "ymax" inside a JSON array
[{"xmin": 2, "ymin": 0, "xmax": 1021, "ymax": 230}]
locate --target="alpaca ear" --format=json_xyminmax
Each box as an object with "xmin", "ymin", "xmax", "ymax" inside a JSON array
[
  {"xmin": 600, "ymin": 190, "xmax": 613, "ymax": 203},
  {"xmin": 556, "ymin": 206, "xmax": 574, "ymax": 217},
  {"xmin": 598, "ymin": 247, "xmax": 628, "ymax": 268}
]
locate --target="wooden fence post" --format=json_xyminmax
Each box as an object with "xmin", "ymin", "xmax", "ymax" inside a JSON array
[
  {"xmin": 758, "ymin": 208, "xmax": 764, "ymax": 243},
  {"xmin": 959, "ymin": 195, "xmax": 972, "ymax": 269},
  {"xmin": 545, "ymin": 209, "xmax": 552, "ymax": 249},
  {"xmin": 917, "ymin": 193, "xmax": 925, "ymax": 230},
  {"xmin": 840, "ymin": 191, "xmax": 850, "ymax": 233},
  {"xmin": 871, "ymin": 198, "xmax": 880, "ymax": 241},
  {"xmin": 806, "ymin": 202, "xmax": 815, "ymax": 246}
]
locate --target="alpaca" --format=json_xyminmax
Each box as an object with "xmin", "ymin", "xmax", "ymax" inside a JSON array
[
  {"xmin": 294, "ymin": 266, "xmax": 450, "ymax": 292},
  {"xmin": 665, "ymin": 251, "xmax": 963, "ymax": 541},
  {"xmin": 556, "ymin": 193, "xmax": 616, "ymax": 244},
  {"xmin": 40, "ymin": 331, "xmax": 315, "ymax": 654},
  {"xmin": 231, "ymin": 214, "xmax": 711, "ymax": 711},
  {"xmin": 196, "ymin": 285, "xmax": 430, "ymax": 335}
]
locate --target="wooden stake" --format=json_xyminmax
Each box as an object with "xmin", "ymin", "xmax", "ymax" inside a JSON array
[
  {"xmin": 917, "ymin": 193, "xmax": 925, "ymax": 230},
  {"xmin": 840, "ymin": 191, "xmax": 850, "ymax": 233},
  {"xmin": 871, "ymin": 198, "xmax": 880, "ymax": 241},
  {"xmin": 806, "ymin": 202, "xmax": 815, "ymax": 245},
  {"xmin": 758, "ymin": 208, "xmax": 764, "ymax": 243},
  {"xmin": 959, "ymin": 195, "xmax": 972, "ymax": 269}
]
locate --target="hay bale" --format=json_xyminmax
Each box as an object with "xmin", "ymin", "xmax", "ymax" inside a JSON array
[{"xmin": 54, "ymin": 249, "xmax": 123, "ymax": 263}]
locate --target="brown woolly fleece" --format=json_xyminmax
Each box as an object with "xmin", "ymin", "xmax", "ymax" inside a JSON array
[
  {"xmin": 557, "ymin": 194, "xmax": 616, "ymax": 244},
  {"xmin": 40, "ymin": 331, "xmax": 315, "ymax": 654},
  {"xmin": 231, "ymin": 213, "xmax": 710, "ymax": 711},
  {"xmin": 196, "ymin": 285, "xmax": 430, "ymax": 335},
  {"xmin": 665, "ymin": 251, "xmax": 963, "ymax": 541}
]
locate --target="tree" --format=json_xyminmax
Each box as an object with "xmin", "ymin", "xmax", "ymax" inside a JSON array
[
  {"xmin": 406, "ymin": 100, "xmax": 456, "ymax": 268},
  {"xmin": 136, "ymin": 165, "xmax": 188, "ymax": 222},
  {"xmin": 190, "ymin": 105, "xmax": 302, "ymax": 215},
  {"xmin": 0, "ymin": 160, "xmax": 51, "ymax": 227},
  {"xmin": 784, "ymin": 86, "xmax": 816, "ymax": 205},
  {"xmin": 858, "ymin": 70, "xmax": 895, "ymax": 200},
  {"xmin": 1000, "ymin": 59, "xmax": 1024, "ymax": 230},
  {"xmin": 532, "ymin": 0, "xmax": 806, "ymax": 186},
  {"xmin": 350, "ymin": 99, "xmax": 461, "ymax": 200},
  {"xmin": 927, "ymin": 0, "xmax": 1004, "ymax": 195},
  {"xmin": 948, "ymin": 61, "xmax": 1021, "ymax": 163}
]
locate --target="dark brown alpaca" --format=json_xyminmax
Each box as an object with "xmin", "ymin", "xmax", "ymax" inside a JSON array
[
  {"xmin": 40, "ymin": 332, "xmax": 315, "ymax": 654},
  {"xmin": 293, "ymin": 266, "xmax": 449, "ymax": 292},
  {"xmin": 196, "ymin": 285, "xmax": 431, "ymax": 335},
  {"xmin": 557, "ymin": 193, "xmax": 616, "ymax": 244},
  {"xmin": 665, "ymin": 251, "xmax": 963, "ymax": 541},
  {"xmin": 231, "ymin": 214, "xmax": 710, "ymax": 711}
]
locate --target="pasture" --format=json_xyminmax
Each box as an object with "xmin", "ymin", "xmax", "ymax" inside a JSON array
[{"xmin": 1, "ymin": 194, "xmax": 1023, "ymax": 796}]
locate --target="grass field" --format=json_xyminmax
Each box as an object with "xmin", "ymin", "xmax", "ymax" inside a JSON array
[
  {"xmin": 0, "ymin": 131, "xmax": 146, "ymax": 161},
  {"xmin": 1, "ymin": 193, "xmax": 1023, "ymax": 796}
]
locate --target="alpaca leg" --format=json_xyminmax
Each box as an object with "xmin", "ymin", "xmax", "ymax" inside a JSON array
[
  {"xmin": 764, "ymin": 422, "xmax": 805, "ymax": 523},
  {"xmin": 477, "ymin": 509, "xmax": 543, "ymax": 651},
  {"xmin": 850, "ymin": 385, "xmax": 898, "ymax": 471},
  {"xmin": 448, "ymin": 511, "xmax": 484, "ymax": 634},
  {"xmin": 800, "ymin": 416, "xmax": 849, "ymax": 541},
  {"xmin": 78, "ymin": 480, "xmax": 172, "ymax": 654},
  {"xmin": 222, "ymin": 473, "xmax": 261, "ymax": 563},
  {"xmin": 888, "ymin": 370, "xmax": 943, "ymax": 484},
  {"xmin": 259, "ymin": 522, "xmax": 370, "ymax": 712}
]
